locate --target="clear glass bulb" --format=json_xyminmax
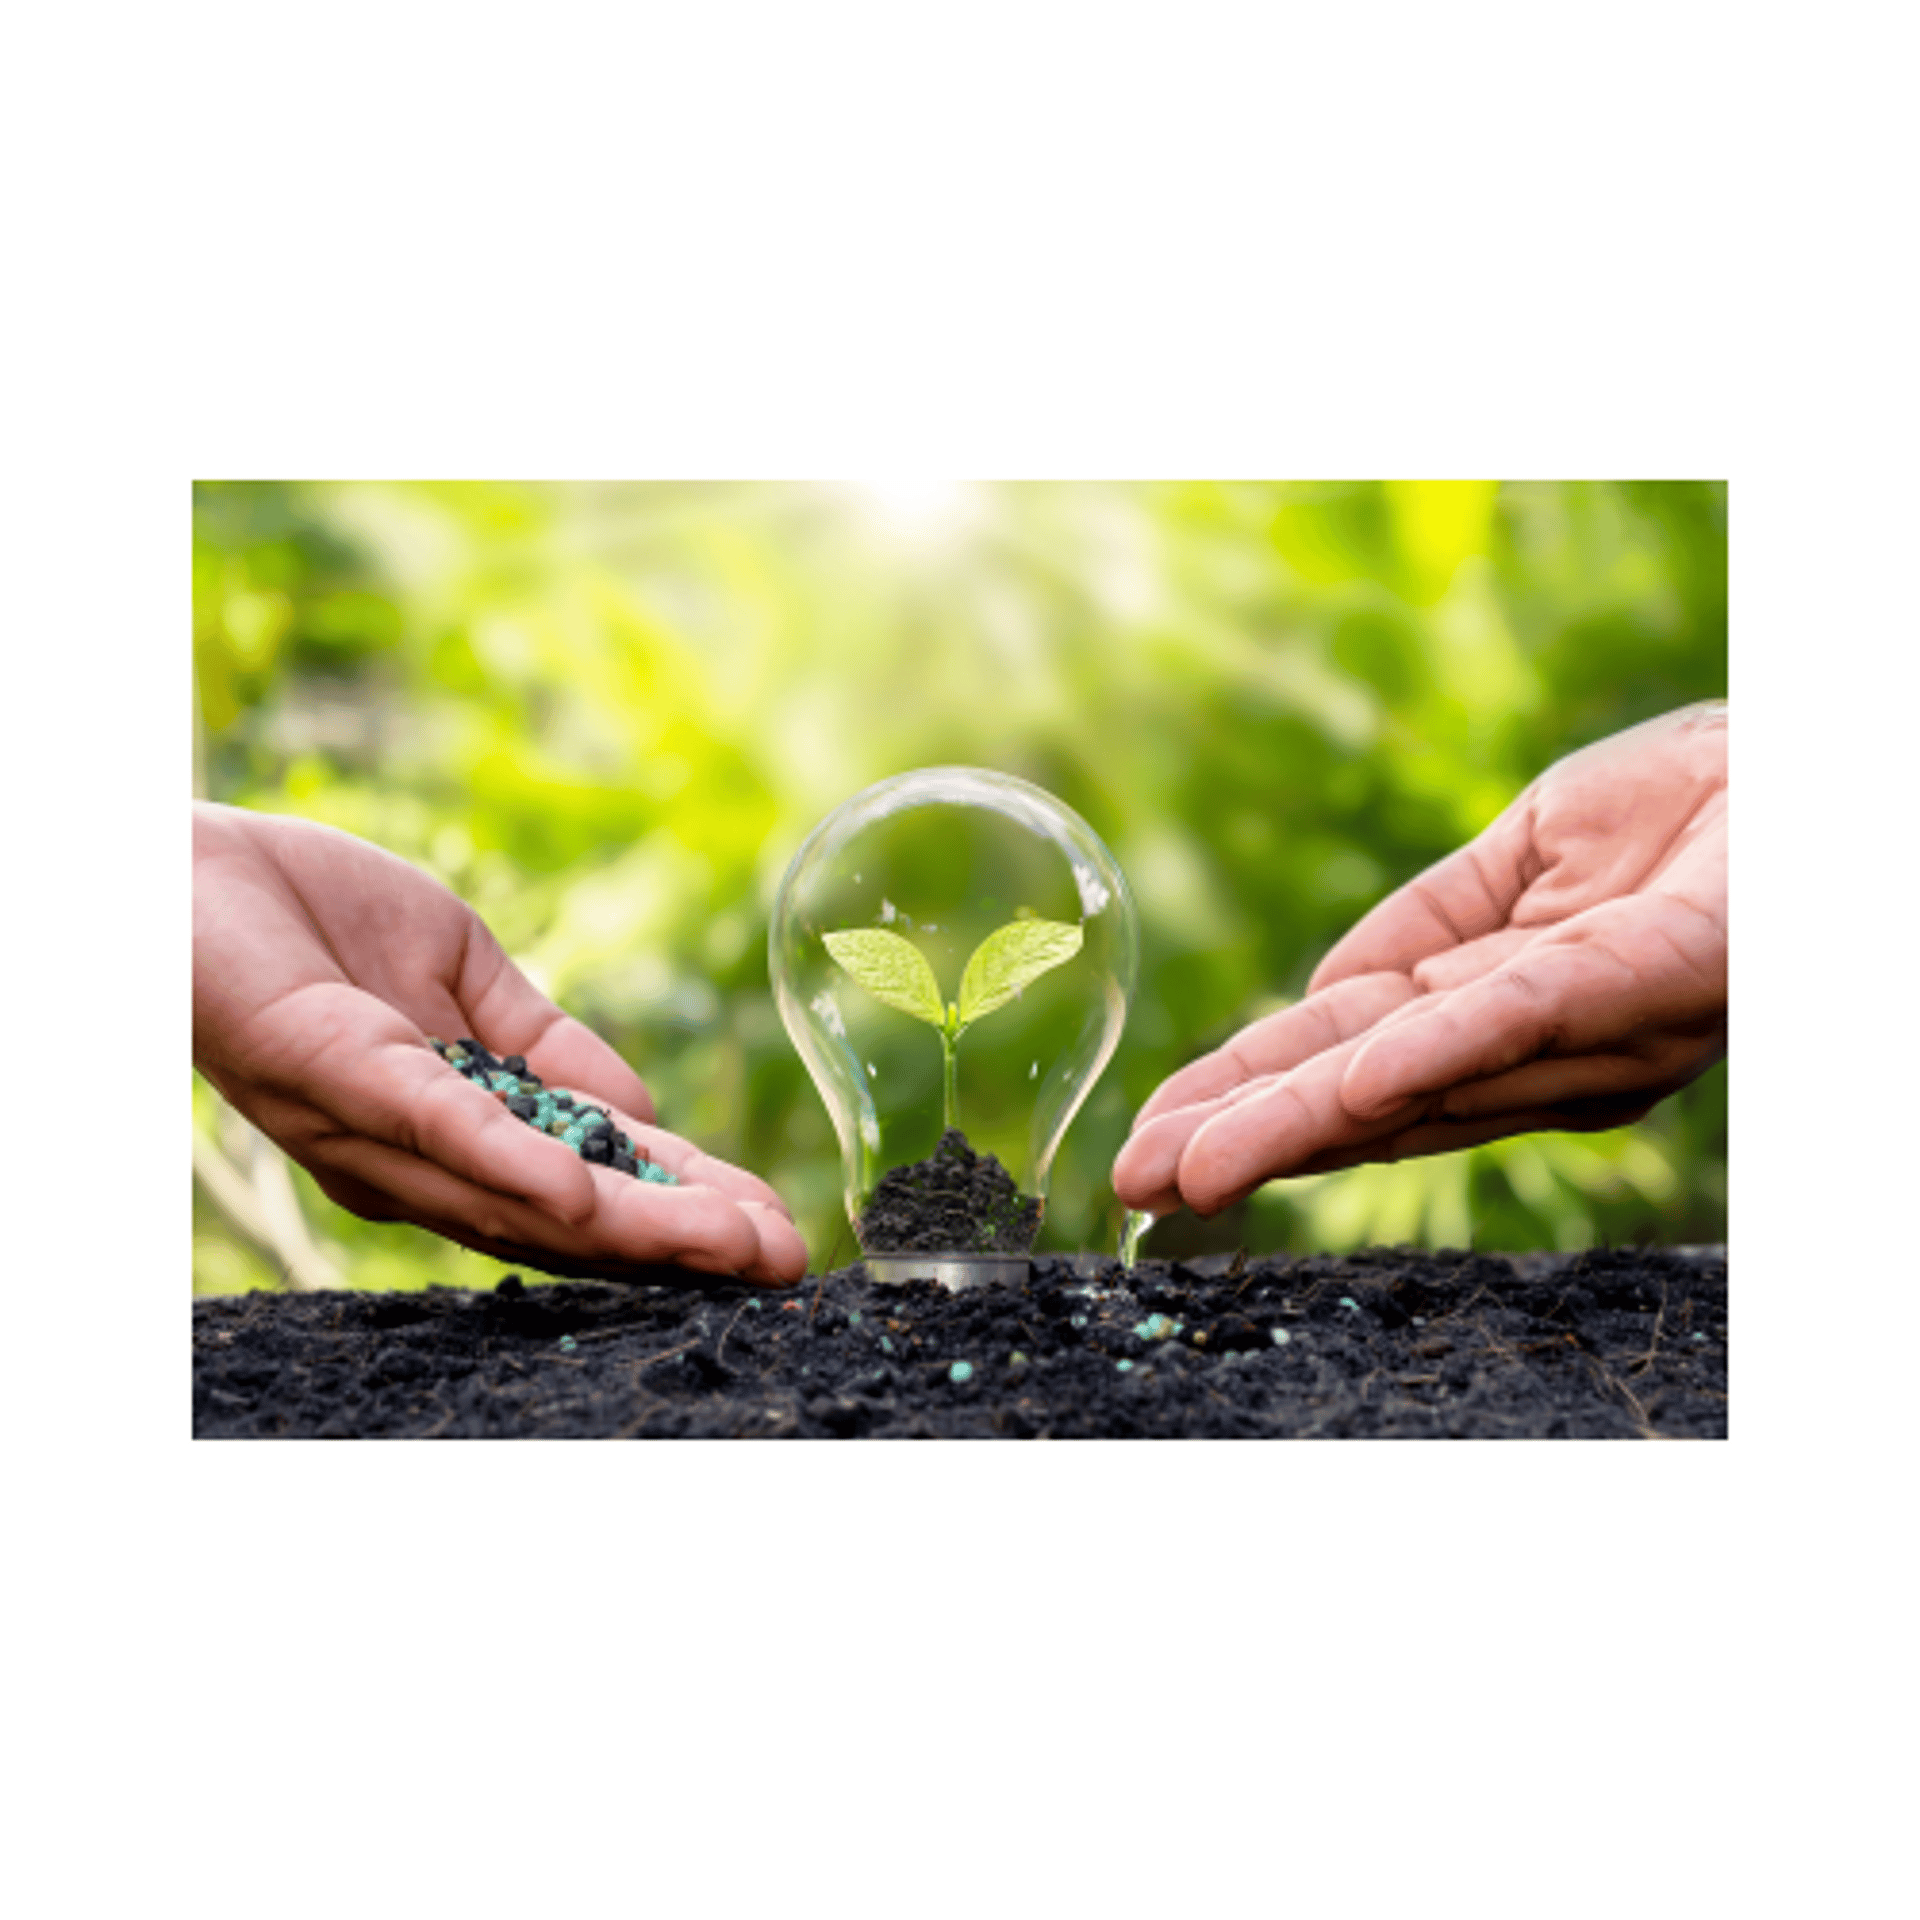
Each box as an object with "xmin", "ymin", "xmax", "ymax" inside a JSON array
[{"xmin": 771, "ymin": 767, "xmax": 1139, "ymax": 1287}]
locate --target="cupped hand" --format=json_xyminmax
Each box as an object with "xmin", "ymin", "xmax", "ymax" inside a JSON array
[
  {"xmin": 193, "ymin": 803, "xmax": 808, "ymax": 1286},
  {"xmin": 1113, "ymin": 703, "xmax": 1727, "ymax": 1217}
]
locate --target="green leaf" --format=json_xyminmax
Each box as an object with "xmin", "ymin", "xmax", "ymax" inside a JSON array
[
  {"xmin": 822, "ymin": 928, "xmax": 947, "ymax": 1028},
  {"xmin": 955, "ymin": 918, "xmax": 1083, "ymax": 1030}
]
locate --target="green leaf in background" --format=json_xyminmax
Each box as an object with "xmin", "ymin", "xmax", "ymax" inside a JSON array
[
  {"xmin": 822, "ymin": 928, "xmax": 946, "ymax": 1028},
  {"xmin": 956, "ymin": 918, "xmax": 1084, "ymax": 1031}
]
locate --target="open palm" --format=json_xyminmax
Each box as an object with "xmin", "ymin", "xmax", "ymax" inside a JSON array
[
  {"xmin": 1114, "ymin": 704, "xmax": 1727, "ymax": 1217},
  {"xmin": 194, "ymin": 803, "xmax": 807, "ymax": 1284}
]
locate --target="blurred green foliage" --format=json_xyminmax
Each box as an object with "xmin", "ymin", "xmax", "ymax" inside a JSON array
[{"xmin": 192, "ymin": 479, "xmax": 1726, "ymax": 1292}]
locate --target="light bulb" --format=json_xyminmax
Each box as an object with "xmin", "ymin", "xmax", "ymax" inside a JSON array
[{"xmin": 771, "ymin": 767, "xmax": 1139, "ymax": 1289}]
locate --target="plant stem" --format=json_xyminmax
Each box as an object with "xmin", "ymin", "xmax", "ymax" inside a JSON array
[{"xmin": 941, "ymin": 1032, "xmax": 959, "ymax": 1131}]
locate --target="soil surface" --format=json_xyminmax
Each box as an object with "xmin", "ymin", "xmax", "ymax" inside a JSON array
[
  {"xmin": 194, "ymin": 1244, "xmax": 1726, "ymax": 1439},
  {"xmin": 858, "ymin": 1128, "xmax": 1041, "ymax": 1253}
]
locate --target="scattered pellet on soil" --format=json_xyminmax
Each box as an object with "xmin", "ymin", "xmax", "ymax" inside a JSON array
[{"xmin": 194, "ymin": 1245, "xmax": 1727, "ymax": 1440}]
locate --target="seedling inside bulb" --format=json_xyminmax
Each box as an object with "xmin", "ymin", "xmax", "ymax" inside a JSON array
[
  {"xmin": 822, "ymin": 915, "xmax": 1083, "ymax": 1130},
  {"xmin": 771, "ymin": 765, "xmax": 1138, "ymax": 1285}
]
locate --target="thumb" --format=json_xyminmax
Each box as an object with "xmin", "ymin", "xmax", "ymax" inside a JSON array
[
  {"xmin": 456, "ymin": 922, "xmax": 657, "ymax": 1124},
  {"xmin": 1309, "ymin": 801, "xmax": 1535, "ymax": 992}
]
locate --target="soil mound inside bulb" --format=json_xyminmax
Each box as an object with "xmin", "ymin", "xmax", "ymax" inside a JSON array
[{"xmin": 858, "ymin": 1128, "xmax": 1042, "ymax": 1254}]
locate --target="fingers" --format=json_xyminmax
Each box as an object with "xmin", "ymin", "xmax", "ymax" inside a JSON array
[
  {"xmin": 1291, "ymin": 1108, "xmax": 1579, "ymax": 1173},
  {"xmin": 1132, "ymin": 1046, "xmax": 1664, "ymax": 1214},
  {"xmin": 586, "ymin": 1168, "xmax": 805, "ymax": 1283},
  {"xmin": 1339, "ymin": 949, "xmax": 1617, "ymax": 1122},
  {"xmin": 311, "ymin": 1130, "xmax": 805, "ymax": 1284},
  {"xmin": 606, "ymin": 1118, "xmax": 797, "ymax": 1221},
  {"xmin": 1116, "ymin": 972, "xmax": 1428, "ymax": 1211},
  {"xmin": 1410, "ymin": 926, "xmax": 1539, "ymax": 994},
  {"xmin": 253, "ymin": 1058, "xmax": 808, "ymax": 1283},
  {"xmin": 1307, "ymin": 802, "xmax": 1535, "ymax": 991},
  {"xmin": 1172, "ymin": 1039, "xmax": 1429, "ymax": 1213},
  {"xmin": 1116, "ymin": 878, "xmax": 1730, "ymax": 1218},
  {"xmin": 1284, "ymin": 1101, "xmax": 1654, "ymax": 1175},
  {"xmin": 330, "ymin": 1071, "xmax": 807, "ymax": 1282},
  {"xmin": 533, "ymin": 1093, "xmax": 800, "ymax": 1224},
  {"xmin": 1115, "ymin": 1049, "xmax": 1674, "ymax": 1210},
  {"xmin": 734, "ymin": 1203, "xmax": 810, "ymax": 1285},
  {"xmin": 1114, "ymin": 1078, "xmax": 1277, "ymax": 1214},
  {"xmin": 1339, "ymin": 897, "xmax": 1723, "ymax": 1122},
  {"xmin": 1129, "ymin": 971, "xmax": 1420, "ymax": 1131},
  {"xmin": 265, "ymin": 983, "xmax": 603, "ymax": 1229},
  {"xmin": 467, "ymin": 1192, "xmax": 804, "ymax": 1288},
  {"xmin": 1425, "ymin": 1045, "xmax": 1714, "ymax": 1120}
]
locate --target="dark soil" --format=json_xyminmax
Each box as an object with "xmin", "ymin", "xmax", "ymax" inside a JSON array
[
  {"xmin": 193, "ymin": 1244, "xmax": 1726, "ymax": 1439},
  {"xmin": 858, "ymin": 1128, "xmax": 1041, "ymax": 1253}
]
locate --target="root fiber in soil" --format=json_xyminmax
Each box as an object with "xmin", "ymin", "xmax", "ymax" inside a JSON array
[{"xmin": 193, "ymin": 1244, "xmax": 1726, "ymax": 1440}]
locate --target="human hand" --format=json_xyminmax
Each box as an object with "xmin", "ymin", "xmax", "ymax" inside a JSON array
[
  {"xmin": 1113, "ymin": 703, "xmax": 1727, "ymax": 1217},
  {"xmin": 193, "ymin": 803, "xmax": 808, "ymax": 1285}
]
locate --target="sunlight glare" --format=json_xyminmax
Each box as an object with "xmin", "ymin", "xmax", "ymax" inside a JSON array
[{"xmin": 847, "ymin": 477, "xmax": 978, "ymax": 541}]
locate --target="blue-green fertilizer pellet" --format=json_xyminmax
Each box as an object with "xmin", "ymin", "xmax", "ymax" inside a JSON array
[
  {"xmin": 429, "ymin": 1036, "xmax": 679, "ymax": 1186},
  {"xmin": 948, "ymin": 1361, "xmax": 974, "ymax": 1384}
]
